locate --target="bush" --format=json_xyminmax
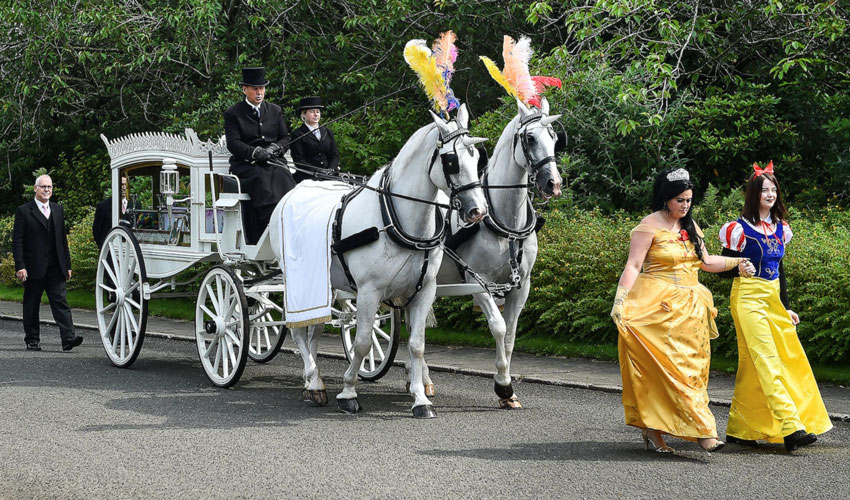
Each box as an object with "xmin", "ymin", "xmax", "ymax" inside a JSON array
[
  {"xmin": 0, "ymin": 214, "xmax": 14, "ymax": 255},
  {"xmin": 66, "ymin": 206, "xmax": 99, "ymax": 290},
  {"xmin": 0, "ymin": 252, "xmax": 18, "ymax": 287},
  {"xmin": 435, "ymin": 190, "xmax": 850, "ymax": 365}
]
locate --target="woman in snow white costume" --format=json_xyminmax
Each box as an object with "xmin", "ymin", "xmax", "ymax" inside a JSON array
[{"xmin": 718, "ymin": 162, "xmax": 832, "ymax": 451}]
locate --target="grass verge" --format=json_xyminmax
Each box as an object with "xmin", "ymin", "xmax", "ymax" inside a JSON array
[{"xmin": 4, "ymin": 284, "xmax": 850, "ymax": 385}]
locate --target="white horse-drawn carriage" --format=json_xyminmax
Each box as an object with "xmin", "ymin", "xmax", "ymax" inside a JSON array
[{"xmin": 95, "ymin": 31, "xmax": 564, "ymax": 417}]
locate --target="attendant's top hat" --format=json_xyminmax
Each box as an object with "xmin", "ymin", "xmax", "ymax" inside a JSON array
[
  {"xmin": 240, "ymin": 67, "xmax": 269, "ymax": 87},
  {"xmin": 297, "ymin": 96, "xmax": 325, "ymax": 111}
]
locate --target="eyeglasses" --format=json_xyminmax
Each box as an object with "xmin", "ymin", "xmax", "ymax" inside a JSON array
[{"xmin": 37, "ymin": 185, "xmax": 53, "ymax": 190}]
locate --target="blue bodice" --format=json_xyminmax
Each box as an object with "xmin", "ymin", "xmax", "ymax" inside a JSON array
[{"xmin": 738, "ymin": 218, "xmax": 785, "ymax": 280}]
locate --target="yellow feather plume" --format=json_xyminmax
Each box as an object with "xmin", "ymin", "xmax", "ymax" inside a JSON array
[
  {"xmin": 480, "ymin": 56, "xmax": 517, "ymax": 98},
  {"xmin": 404, "ymin": 41, "xmax": 448, "ymax": 112}
]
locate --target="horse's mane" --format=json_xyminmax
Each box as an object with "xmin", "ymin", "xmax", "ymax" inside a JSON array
[
  {"xmin": 489, "ymin": 113, "xmax": 521, "ymax": 169},
  {"xmin": 389, "ymin": 122, "xmax": 438, "ymax": 184}
]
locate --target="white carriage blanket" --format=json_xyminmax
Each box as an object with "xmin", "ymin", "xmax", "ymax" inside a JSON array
[{"xmin": 270, "ymin": 180, "xmax": 354, "ymax": 327}]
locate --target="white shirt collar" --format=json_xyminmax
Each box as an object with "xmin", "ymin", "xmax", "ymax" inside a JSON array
[
  {"xmin": 35, "ymin": 199, "xmax": 49, "ymax": 210},
  {"xmin": 305, "ymin": 123, "xmax": 320, "ymax": 132},
  {"xmin": 245, "ymin": 99, "xmax": 261, "ymax": 113}
]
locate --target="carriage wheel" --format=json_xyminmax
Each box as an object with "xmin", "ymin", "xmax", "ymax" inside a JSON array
[
  {"xmin": 96, "ymin": 225, "xmax": 148, "ymax": 368},
  {"xmin": 247, "ymin": 293, "xmax": 286, "ymax": 363},
  {"xmin": 338, "ymin": 300, "xmax": 401, "ymax": 381},
  {"xmin": 195, "ymin": 266, "xmax": 250, "ymax": 388}
]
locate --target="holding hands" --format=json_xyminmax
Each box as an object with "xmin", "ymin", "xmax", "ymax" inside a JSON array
[{"xmin": 738, "ymin": 259, "xmax": 756, "ymax": 277}]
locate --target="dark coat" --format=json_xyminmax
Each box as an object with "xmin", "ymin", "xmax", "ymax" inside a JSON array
[
  {"xmin": 223, "ymin": 99, "xmax": 295, "ymax": 243},
  {"xmin": 13, "ymin": 200, "xmax": 71, "ymax": 280},
  {"xmin": 224, "ymin": 100, "xmax": 290, "ymax": 168},
  {"xmin": 290, "ymin": 123, "xmax": 340, "ymax": 183},
  {"xmin": 92, "ymin": 196, "xmax": 136, "ymax": 249},
  {"xmin": 92, "ymin": 197, "xmax": 112, "ymax": 249}
]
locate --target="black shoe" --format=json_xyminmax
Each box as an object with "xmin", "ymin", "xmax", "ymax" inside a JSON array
[
  {"xmin": 726, "ymin": 435, "xmax": 758, "ymax": 447},
  {"xmin": 62, "ymin": 336, "xmax": 84, "ymax": 351},
  {"xmin": 26, "ymin": 343, "xmax": 41, "ymax": 351},
  {"xmin": 784, "ymin": 430, "xmax": 817, "ymax": 452}
]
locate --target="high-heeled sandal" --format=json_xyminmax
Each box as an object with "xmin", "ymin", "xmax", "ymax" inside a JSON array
[
  {"xmin": 642, "ymin": 429, "xmax": 674, "ymax": 453},
  {"xmin": 698, "ymin": 437, "xmax": 725, "ymax": 453}
]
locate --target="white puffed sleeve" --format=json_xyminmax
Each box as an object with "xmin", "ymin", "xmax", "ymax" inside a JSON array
[
  {"xmin": 782, "ymin": 221, "xmax": 793, "ymax": 244},
  {"xmin": 718, "ymin": 221, "xmax": 745, "ymax": 251}
]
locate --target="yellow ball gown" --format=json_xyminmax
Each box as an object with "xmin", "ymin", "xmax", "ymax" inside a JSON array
[
  {"xmin": 617, "ymin": 224, "xmax": 720, "ymax": 440},
  {"xmin": 720, "ymin": 219, "xmax": 832, "ymax": 442}
]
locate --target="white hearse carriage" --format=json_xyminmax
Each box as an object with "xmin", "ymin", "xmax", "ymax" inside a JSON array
[{"xmin": 96, "ymin": 129, "xmax": 400, "ymax": 387}]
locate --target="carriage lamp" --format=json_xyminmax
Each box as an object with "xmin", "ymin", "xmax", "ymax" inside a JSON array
[{"xmin": 160, "ymin": 158, "xmax": 179, "ymax": 207}]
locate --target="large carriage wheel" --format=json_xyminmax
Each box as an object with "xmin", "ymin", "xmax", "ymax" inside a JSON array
[
  {"xmin": 338, "ymin": 299, "xmax": 401, "ymax": 381},
  {"xmin": 96, "ymin": 225, "xmax": 148, "ymax": 368},
  {"xmin": 247, "ymin": 292, "xmax": 287, "ymax": 363},
  {"xmin": 195, "ymin": 266, "xmax": 250, "ymax": 388}
]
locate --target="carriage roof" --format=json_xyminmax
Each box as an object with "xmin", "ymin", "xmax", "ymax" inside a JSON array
[{"xmin": 100, "ymin": 128, "xmax": 230, "ymax": 171}]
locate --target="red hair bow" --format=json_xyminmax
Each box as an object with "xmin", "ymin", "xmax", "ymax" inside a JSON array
[{"xmin": 753, "ymin": 161, "xmax": 774, "ymax": 177}]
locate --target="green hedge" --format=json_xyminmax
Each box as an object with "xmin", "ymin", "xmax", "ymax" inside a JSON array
[{"xmin": 435, "ymin": 188, "xmax": 850, "ymax": 365}]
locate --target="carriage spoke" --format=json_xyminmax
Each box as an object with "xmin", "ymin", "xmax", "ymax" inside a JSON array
[
  {"xmin": 98, "ymin": 302, "xmax": 116, "ymax": 315},
  {"xmin": 223, "ymin": 327, "xmax": 241, "ymax": 347},
  {"xmin": 213, "ymin": 341, "xmax": 222, "ymax": 373},
  {"xmin": 199, "ymin": 304, "xmax": 216, "ymax": 321},
  {"xmin": 371, "ymin": 334, "xmax": 386, "ymax": 359},
  {"xmin": 123, "ymin": 302, "xmax": 140, "ymax": 333},
  {"xmin": 205, "ymin": 284, "xmax": 220, "ymax": 314},
  {"xmin": 371, "ymin": 324, "xmax": 392, "ymax": 343}
]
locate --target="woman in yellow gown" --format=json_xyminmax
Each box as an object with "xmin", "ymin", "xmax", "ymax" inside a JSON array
[
  {"xmin": 717, "ymin": 163, "xmax": 831, "ymax": 451},
  {"xmin": 610, "ymin": 168, "xmax": 749, "ymax": 453}
]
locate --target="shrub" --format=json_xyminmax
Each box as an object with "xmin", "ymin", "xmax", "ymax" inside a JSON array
[
  {"xmin": 66, "ymin": 206, "xmax": 99, "ymax": 290},
  {"xmin": 0, "ymin": 214, "xmax": 14, "ymax": 255},
  {"xmin": 435, "ymin": 190, "xmax": 850, "ymax": 365}
]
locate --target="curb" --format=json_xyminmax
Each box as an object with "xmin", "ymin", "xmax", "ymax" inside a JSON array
[{"xmin": 4, "ymin": 312, "xmax": 849, "ymax": 423}]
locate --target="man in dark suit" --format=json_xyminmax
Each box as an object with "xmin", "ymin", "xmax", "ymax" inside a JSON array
[
  {"xmin": 290, "ymin": 96, "xmax": 341, "ymax": 183},
  {"xmin": 223, "ymin": 66, "xmax": 293, "ymax": 244},
  {"xmin": 13, "ymin": 174, "xmax": 83, "ymax": 351}
]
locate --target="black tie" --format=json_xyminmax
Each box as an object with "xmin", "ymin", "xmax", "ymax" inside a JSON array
[{"xmin": 252, "ymin": 108, "xmax": 259, "ymax": 120}]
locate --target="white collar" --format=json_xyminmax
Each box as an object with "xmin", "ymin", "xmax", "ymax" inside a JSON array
[
  {"xmin": 245, "ymin": 99, "xmax": 261, "ymax": 112},
  {"xmin": 741, "ymin": 215, "xmax": 776, "ymax": 233},
  {"xmin": 305, "ymin": 122, "xmax": 320, "ymax": 132},
  {"xmin": 35, "ymin": 199, "xmax": 50, "ymax": 210}
]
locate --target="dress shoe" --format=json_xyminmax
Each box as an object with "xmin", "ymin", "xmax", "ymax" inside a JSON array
[
  {"xmin": 784, "ymin": 430, "xmax": 817, "ymax": 452},
  {"xmin": 726, "ymin": 435, "xmax": 758, "ymax": 447},
  {"xmin": 62, "ymin": 336, "xmax": 84, "ymax": 351},
  {"xmin": 26, "ymin": 343, "xmax": 41, "ymax": 351}
]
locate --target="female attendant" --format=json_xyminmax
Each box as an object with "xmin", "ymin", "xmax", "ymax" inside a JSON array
[
  {"xmin": 718, "ymin": 162, "xmax": 831, "ymax": 451},
  {"xmin": 611, "ymin": 168, "xmax": 748, "ymax": 453},
  {"xmin": 289, "ymin": 96, "xmax": 340, "ymax": 183}
]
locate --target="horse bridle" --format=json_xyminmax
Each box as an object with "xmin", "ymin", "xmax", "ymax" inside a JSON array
[
  {"xmin": 428, "ymin": 124, "xmax": 483, "ymax": 211},
  {"xmin": 511, "ymin": 111, "xmax": 561, "ymax": 185}
]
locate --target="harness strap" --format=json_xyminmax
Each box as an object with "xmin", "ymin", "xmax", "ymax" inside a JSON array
[
  {"xmin": 379, "ymin": 168, "xmax": 446, "ymax": 250},
  {"xmin": 332, "ymin": 186, "xmax": 366, "ymax": 291}
]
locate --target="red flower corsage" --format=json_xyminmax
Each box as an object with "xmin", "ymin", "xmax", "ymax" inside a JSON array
[{"xmin": 679, "ymin": 229, "xmax": 689, "ymax": 241}]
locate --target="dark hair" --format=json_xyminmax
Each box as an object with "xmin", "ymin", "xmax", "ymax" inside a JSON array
[
  {"xmin": 651, "ymin": 168, "xmax": 704, "ymax": 261},
  {"xmin": 742, "ymin": 172, "xmax": 788, "ymax": 225}
]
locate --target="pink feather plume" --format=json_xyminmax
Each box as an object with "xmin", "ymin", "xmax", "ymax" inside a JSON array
[{"xmin": 501, "ymin": 36, "xmax": 537, "ymax": 106}]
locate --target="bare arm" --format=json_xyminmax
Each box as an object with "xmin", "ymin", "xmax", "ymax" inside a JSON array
[{"xmin": 617, "ymin": 230, "xmax": 653, "ymax": 290}]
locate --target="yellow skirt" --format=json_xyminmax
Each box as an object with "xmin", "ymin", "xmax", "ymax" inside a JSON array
[
  {"xmin": 617, "ymin": 274, "xmax": 719, "ymax": 440},
  {"xmin": 727, "ymin": 277, "xmax": 832, "ymax": 442}
]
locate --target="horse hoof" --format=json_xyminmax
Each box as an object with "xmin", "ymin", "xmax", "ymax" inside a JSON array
[
  {"xmin": 498, "ymin": 395, "xmax": 523, "ymax": 409},
  {"xmin": 494, "ymin": 381, "xmax": 514, "ymax": 400},
  {"xmin": 424, "ymin": 383, "xmax": 436, "ymax": 398},
  {"xmin": 301, "ymin": 389, "xmax": 312, "ymax": 403},
  {"xmin": 404, "ymin": 381, "xmax": 410, "ymax": 393},
  {"xmin": 412, "ymin": 405, "xmax": 437, "ymax": 419},
  {"xmin": 310, "ymin": 390, "xmax": 328, "ymax": 406},
  {"xmin": 338, "ymin": 398, "xmax": 361, "ymax": 414}
]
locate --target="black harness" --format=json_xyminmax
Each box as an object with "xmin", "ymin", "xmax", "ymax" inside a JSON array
[
  {"xmin": 331, "ymin": 125, "xmax": 477, "ymax": 309},
  {"xmin": 452, "ymin": 113, "xmax": 557, "ymax": 288}
]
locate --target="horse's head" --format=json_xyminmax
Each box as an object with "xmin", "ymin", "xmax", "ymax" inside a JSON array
[
  {"xmin": 429, "ymin": 104, "xmax": 489, "ymax": 224},
  {"xmin": 512, "ymin": 97, "xmax": 563, "ymax": 199}
]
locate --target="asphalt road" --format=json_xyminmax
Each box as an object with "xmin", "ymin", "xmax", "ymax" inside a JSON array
[{"xmin": 1, "ymin": 319, "xmax": 848, "ymax": 499}]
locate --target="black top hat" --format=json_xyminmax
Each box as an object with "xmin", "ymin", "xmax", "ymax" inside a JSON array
[
  {"xmin": 240, "ymin": 67, "xmax": 269, "ymax": 87},
  {"xmin": 297, "ymin": 96, "xmax": 325, "ymax": 111}
]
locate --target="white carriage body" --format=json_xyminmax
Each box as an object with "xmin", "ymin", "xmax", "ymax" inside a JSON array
[{"xmin": 100, "ymin": 128, "xmax": 279, "ymax": 278}]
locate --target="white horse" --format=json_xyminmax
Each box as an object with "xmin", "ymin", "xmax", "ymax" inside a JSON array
[
  {"xmin": 290, "ymin": 104, "xmax": 488, "ymax": 418},
  {"xmin": 432, "ymin": 97, "xmax": 563, "ymax": 408}
]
